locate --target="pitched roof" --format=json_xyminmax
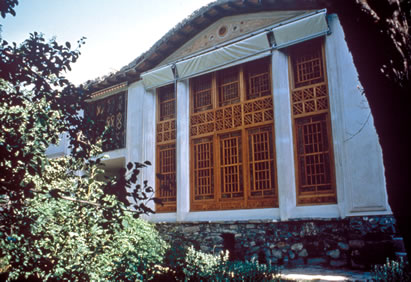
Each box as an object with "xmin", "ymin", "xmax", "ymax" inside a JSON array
[{"xmin": 85, "ymin": 0, "xmax": 329, "ymax": 93}]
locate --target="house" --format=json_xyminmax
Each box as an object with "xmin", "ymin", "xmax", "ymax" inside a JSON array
[{"xmin": 48, "ymin": 0, "xmax": 403, "ymax": 267}]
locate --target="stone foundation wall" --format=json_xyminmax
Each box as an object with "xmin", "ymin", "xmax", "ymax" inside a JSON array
[{"xmin": 155, "ymin": 215, "xmax": 404, "ymax": 269}]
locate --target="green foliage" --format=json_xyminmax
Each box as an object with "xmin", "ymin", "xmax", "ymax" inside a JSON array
[
  {"xmin": 0, "ymin": 2, "xmax": 164, "ymax": 280},
  {"xmin": 183, "ymin": 246, "xmax": 230, "ymax": 280},
  {"xmin": 0, "ymin": 31, "xmax": 89, "ymax": 207},
  {"xmin": 223, "ymin": 260, "xmax": 281, "ymax": 281},
  {"xmin": 372, "ymin": 257, "xmax": 410, "ymax": 281},
  {"xmin": 0, "ymin": 0, "xmax": 18, "ymax": 18},
  {"xmin": 1, "ymin": 152, "xmax": 168, "ymax": 281},
  {"xmin": 158, "ymin": 246, "xmax": 281, "ymax": 281}
]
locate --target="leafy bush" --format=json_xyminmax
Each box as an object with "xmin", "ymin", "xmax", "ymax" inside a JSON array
[
  {"xmin": 157, "ymin": 245, "xmax": 281, "ymax": 281},
  {"xmin": 183, "ymin": 246, "xmax": 230, "ymax": 280},
  {"xmin": 372, "ymin": 257, "xmax": 410, "ymax": 281},
  {"xmin": 0, "ymin": 3, "xmax": 170, "ymax": 280},
  {"xmin": 1, "ymin": 170, "xmax": 168, "ymax": 281},
  {"xmin": 223, "ymin": 260, "xmax": 281, "ymax": 281}
]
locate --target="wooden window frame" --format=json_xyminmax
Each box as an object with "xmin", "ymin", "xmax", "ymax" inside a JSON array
[
  {"xmin": 155, "ymin": 84, "xmax": 177, "ymax": 212},
  {"xmin": 189, "ymin": 57, "xmax": 278, "ymax": 211},
  {"xmin": 88, "ymin": 91, "xmax": 127, "ymax": 152},
  {"xmin": 288, "ymin": 38, "xmax": 337, "ymax": 206}
]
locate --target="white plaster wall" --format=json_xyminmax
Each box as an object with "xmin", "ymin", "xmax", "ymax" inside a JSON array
[
  {"xmin": 45, "ymin": 132, "xmax": 69, "ymax": 158},
  {"xmin": 325, "ymin": 14, "xmax": 390, "ymax": 216},
  {"xmin": 126, "ymin": 81, "xmax": 165, "ymax": 219},
  {"xmin": 121, "ymin": 13, "xmax": 390, "ymax": 223}
]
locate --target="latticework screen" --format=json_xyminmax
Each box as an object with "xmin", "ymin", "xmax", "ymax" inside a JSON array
[
  {"xmin": 220, "ymin": 132, "xmax": 243, "ymax": 199},
  {"xmin": 292, "ymin": 40, "xmax": 324, "ymax": 88},
  {"xmin": 295, "ymin": 115, "xmax": 335, "ymax": 204},
  {"xmin": 90, "ymin": 92, "xmax": 126, "ymax": 152},
  {"xmin": 190, "ymin": 58, "xmax": 277, "ymax": 211},
  {"xmin": 292, "ymin": 84, "xmax": 328, "ymax": 116},
  {"xmin": 246, "ymin": 58, "xmax": 271, "ymax": 100},
  {"xmin": 157, "ymin": 144, "xmax": 177, "ymax": 205},
  {"xmin": 193, "ymin": 137, "xmax": 214, "ymax": 201},
  {"xmin": 248, "ymin": 126, "xmax": 275, "ymax": 197},
  {"xmin": 290, "ymin": 39, "xmax": 336, "ymax": 205},
  {"xmin": 192, "ymin": 74, "xmax": 212, "ymax": 113},
  {"xmin": 158, "ymin": 84, "xmax": 176, "ymax": 121},
  {"xmin": 218, "ymin": 66, "xmax": 239, "ymax": 106},
  {"xmin": 156, "ymin": 84, "xmax": 176, "ymax": 212}
]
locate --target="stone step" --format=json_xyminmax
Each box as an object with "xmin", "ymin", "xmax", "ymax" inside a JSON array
[{"xmin": 392, "ymin": 237, "xmax": 406, "ymax": 252}]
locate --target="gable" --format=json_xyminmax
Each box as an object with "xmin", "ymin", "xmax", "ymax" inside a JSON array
[
  {"xmin": 141, "ymin": 10, "xmax": 329, "ymax": 89},
  {"xmin": 160, "ymin": 10, "xmax": 310, "ymax": 65}
]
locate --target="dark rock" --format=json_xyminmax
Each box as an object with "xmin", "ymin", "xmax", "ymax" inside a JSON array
[
  {"xmin": 277, "ymin": 241, "xmax": 286, "ymax": 248},
  {"xmin": 307, "ymin": 257, "xmax": 327, "ymax": 265},
  {"xmin": 349, "ymin": 240, "xmax": 365, "ymax": 249},
  {"xmin": 273, "ymin": 249, "xmax": 282, "ymax": 259},
  {"xmin": 326, "ymin": 249, "xmax": 340, "ymax": 259},
  {"xmin": 298, "ymin": 249, "xmax": 308, "ymax": 257},
  {"xmin": 330, "ymin": 259, "xmax": 347, "ymax": 267},
  {"xmin": 291, "ymin": 243, "xmax": 303, "ymax": 251},
  {"xmin": 338, "ymin": 242, "xmax": 349, "ymax": 250},
  {"xmin": 290, "ymin": 258, "xmax": 305, "ymax": 266}
]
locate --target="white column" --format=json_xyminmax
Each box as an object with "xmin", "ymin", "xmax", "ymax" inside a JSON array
[
  {"xmin": 271, "ymin": 50, "xmax": 296, "ymax": 221},
  {"xmin": 176, "ymin": 79, "xmax": 190, "ymax": 221},
  {"xmin": 141, "ymin": 86, "xmax": 157, "ymax": 213},
  {"xmin": 126, "ymin": 81, "xmax": 145, "ymax": 165},
  {"xmin": 125, "ymin": 81, "xmax": 158, "ymax": 215}
]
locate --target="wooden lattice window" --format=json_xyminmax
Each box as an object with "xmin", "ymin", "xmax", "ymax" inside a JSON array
[
  {"xmin": 158, "ymin": 84, "xmax": 176, "ymax": 121},
  {"xmin": 156, "ymin": 84, "xmax": 176, "ymax": 212},
  {"xmin": 192, "ymin": 74, "xmax": 212, "ymax": 113},
  {"xmin": 193, "ymin": 137, "xmax": 214, "ymax": 201},
  {"xmin": 245, "ymin": 57, "xmax": 271, "ymax": 100},
  {"xmin": 248, "ymin": 126, "xmax": 276, "ymax": 197},
  {"xmin": 218, "ymin": 66, "xmax": 240, "ymax": 107},
  {"xmin": 292, "ymin": 39, "xmax": 324, "ymax": 88},
  {"xmin": 220, "ymin": 132, "xmax": 243, "ymax": 199},
  {"xmin": 89, "ymin": 92, "xmax": 127, "ymax": 152},
  {"xmin": 190, "ymin": 58, "xmax": 277, "ymax": 211},
  {"xmin": 295, "ymin": 115, "xmax": 333, "ymax": 195},
  {"xmin": 290, "ymin": 39, "xmax": 336, "ymax": 205},
  {"xmin": 157, "ymin": 144, "xmax": 177, "ymax": 207}
]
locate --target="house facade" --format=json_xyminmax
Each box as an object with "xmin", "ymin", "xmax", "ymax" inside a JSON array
[{"xmin": 48, "ymin": 0, "xmax": 402, "ymax": 267}]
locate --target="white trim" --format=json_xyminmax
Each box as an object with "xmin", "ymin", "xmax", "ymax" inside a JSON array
[
  {"xmin": 288, "ymin": 205, "xmax": 340, "ymax": 219},
  {"xmin": 87, "ymin": 82, "xmax": 128, "ymax": 102},
  {"xmin": 148, "ymin": 208, "xmax": 280, "ymax": 223}
]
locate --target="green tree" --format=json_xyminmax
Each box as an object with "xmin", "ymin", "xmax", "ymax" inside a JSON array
[{"xmin": 0, "ymin": 2, "xmax": 166, "ymax": 280}]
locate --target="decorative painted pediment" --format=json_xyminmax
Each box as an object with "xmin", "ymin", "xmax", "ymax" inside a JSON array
[{"xmin": 161, "ymin": 10, "xmax": 309, "ymax": 65}]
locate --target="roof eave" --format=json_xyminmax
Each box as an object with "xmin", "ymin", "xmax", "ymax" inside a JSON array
[{"xmin": 85, "ymin": 0, "xmax": 331, "ymax": 93}]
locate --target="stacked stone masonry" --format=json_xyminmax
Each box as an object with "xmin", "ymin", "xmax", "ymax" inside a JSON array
[{"xmin": 156, "ymin": 215, "xmax": 405, "ymax": 269}]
